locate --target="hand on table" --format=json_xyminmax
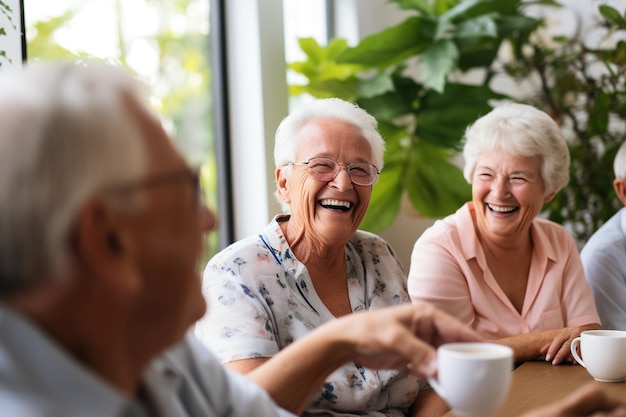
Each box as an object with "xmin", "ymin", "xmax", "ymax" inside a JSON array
[
  {"xmin": 542, "ymin": 324, "xmax": 601, "ymax": 365},
  {"xmin": 519, "ymin": 383, "xmax": 626, "ymax": 417}
]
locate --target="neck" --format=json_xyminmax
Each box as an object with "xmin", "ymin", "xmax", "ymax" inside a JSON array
[{"xmin": 280, "ymin": 220, "xmax": 346, "ymax": 268}]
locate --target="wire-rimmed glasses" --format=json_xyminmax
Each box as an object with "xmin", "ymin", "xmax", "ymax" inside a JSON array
[
  {"xmin": 287, "ymin": 157, "xmax": 380, "ymax": 186},
  {"xmin": 103, "ymin": 167, "xmax": 204, "ymax": 206}
]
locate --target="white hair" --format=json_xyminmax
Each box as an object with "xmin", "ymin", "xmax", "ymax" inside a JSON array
[
  {"xmin": 462, "ymin": 103, "xmax": 570, "ymax": 196},
  {"xmin": 0, "ymin": 61, "xmax": 149, "ymax": 296},
  {"xmin": 614, "ymin": 140, "xmax": 626, "ymax": 179},
  {"xmin": 274, "ymin": 98, "xmax": 385, "ymax": 170}
]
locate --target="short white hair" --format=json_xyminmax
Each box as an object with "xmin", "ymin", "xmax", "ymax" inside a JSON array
[
  {"xmin": 273, "ymin": 98, "xmax": 385, "ymax": 170},
  {"xmin": 614, "ymin": 140, "xmax": 626, "ymax": 179},
  {"xmin": 462, "ymin": 103, "xmax": 570, "ymax": 196},
  {"xmin": 0, "ymin": 61, "xmax": 149, "ymax": 296}
]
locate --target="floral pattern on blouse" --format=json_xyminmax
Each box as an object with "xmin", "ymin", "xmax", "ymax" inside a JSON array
[{"xmin": 196, "ymin": 215, "xmax": 419, "ymax": 416}]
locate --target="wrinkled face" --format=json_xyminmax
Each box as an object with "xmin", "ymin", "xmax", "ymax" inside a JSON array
[
  {"xmin": 123, "ymin": 102, "xmax": 217, "ymax": 346},
  {"xmin": 276, "ymin": 119, "xmax": 374, "ymax": 244},
  {"xmin": 472, "ymin": 149, "xmax": 552, "ymax": 242}
]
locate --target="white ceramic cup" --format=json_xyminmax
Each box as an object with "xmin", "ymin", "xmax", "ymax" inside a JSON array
[
  {"xmin": 570, "ymin": 329, "xmax": 626, "ymax": 382},
  {"xmin": 428, "ymin": 342, "xmax": 514, "ymax": 416}
]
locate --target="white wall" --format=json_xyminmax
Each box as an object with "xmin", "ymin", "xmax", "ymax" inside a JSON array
[{"xmin": 225, "ymin": 0, "xmax": 287, "ymax": 240}]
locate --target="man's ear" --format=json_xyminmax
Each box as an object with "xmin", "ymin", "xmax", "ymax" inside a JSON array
[
  {"xmin": 275, "ymin": 166, "xmax": 291, "ymax": 205},
  {"xmin": 72, "ymin": 199, "xmax": 134, "ymax": 282},
  {"xmin": 614, "ymin": 179, "xmax": 626, "ymax": 206}
]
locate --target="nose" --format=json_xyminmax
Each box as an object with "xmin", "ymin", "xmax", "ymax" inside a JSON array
[
  {"xmin": 491, "ymin": 176, "xmax": 510, "ymax": 198},
  {"xmin": 200, "ymin": 205, "xmax": 219, "ymax": 233},
  {"xmin": 328, "ymin": 166, "xmax": 354, "ymax": 191}
]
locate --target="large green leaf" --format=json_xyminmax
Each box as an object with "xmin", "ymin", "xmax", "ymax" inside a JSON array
[
  {"xmin": 418, "ymin": 39, "xmax": 459, "ymax": 92},
  {"xmin": 599, "ymin": 5, "xmax": 626, "ymax": 29},
  {"xmin": 360, "ymin": 157, "xmax": 405, "ymax": 232},
  {"xmin": 454, "ymin": 14, "xmax": 498, "ymax": 39},
  {"xmin": 416, "ymin": 83, "xmax": 507, "ymax": 148},
  {"xmin": 405, "ymin": 142, "xmax": 471, "ymax": 217},
  {"xmin": 356, "ymin": 71, "xmax": 395, "ymax": 99},
  {"xmin": 357, "ymin": 74, "xmax": 422, "ymax": 122},
  {"xmin": 289, "ymin": 78, "xmax": 359, "ymax": 101},
  {"xmin": 337, "ymin": 16, "xmax": 435, "ymax": 68}
]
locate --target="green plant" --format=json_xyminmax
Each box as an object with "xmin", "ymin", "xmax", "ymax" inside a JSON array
[
  {"xmin": 504, "ymin": 4, "xmax": 626, "ymax": 245},
  {"xmin": 0, "ymin": 0, "xmax": 17, "ymax": 67},
  {"xmin": 289, "ymin": 0, "xmax": 558, "ymax": 232}
]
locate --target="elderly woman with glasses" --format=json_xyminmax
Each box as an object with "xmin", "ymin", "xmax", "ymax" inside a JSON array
[{"xmin": 196, "ymin": 98, "xmax": 442, "ymax": 417}]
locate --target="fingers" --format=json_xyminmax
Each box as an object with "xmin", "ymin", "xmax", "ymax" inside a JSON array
[{"xmin": 545, "ymin": 330, "xmax": 576, "ymax": 365}]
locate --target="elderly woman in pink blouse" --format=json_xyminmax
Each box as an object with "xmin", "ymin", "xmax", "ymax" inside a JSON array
[{"xmin": 408, "ymin": 103, "xmax": 601, "ymax": 365}]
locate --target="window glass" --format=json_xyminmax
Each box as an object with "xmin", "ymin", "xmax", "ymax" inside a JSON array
[{"xmin": 24, "ymin": 0, "xmax": 218, "ymax": 262}]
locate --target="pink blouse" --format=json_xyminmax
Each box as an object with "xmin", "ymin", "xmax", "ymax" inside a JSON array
[{"xmin": 408, "ymin": 203, "xmax": 600, "ymax": 339}]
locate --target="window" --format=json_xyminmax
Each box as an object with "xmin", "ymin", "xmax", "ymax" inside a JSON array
[{"xmin": 24, "ymin": 0, "xmax": 219, "ymax": 261}]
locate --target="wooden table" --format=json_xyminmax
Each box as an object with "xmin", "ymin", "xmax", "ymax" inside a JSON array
[{"xmin": 442, "ymin": 360, "xmax": 626, "ymax": 417}]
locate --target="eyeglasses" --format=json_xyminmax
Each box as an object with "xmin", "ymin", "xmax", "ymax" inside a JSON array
[
  {"xmin": 287, "ymin": 157, "xmax": 380, "ymax": 186},
  {"xmin": 104, "ymin": 167, "xmax": 203, "ymax": 206}
]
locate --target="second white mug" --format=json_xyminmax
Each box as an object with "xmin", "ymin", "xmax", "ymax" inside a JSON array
[{"xmin": 570, "ymin": 329, "xmax": 626, "ymax": 382}]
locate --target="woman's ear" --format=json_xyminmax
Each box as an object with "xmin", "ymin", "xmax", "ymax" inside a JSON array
[
  {"xmin": 275, "ymin": 166, "xmax": 291, "ymax": 205},
  {"xmin": 613, "ymin": 178, "xmax": 626, "ymax": 206}
]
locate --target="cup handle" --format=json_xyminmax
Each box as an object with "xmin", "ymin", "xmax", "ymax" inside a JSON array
[{"xmin": 570, "ymin": 337, "xmax": 585, "ymax": 368}]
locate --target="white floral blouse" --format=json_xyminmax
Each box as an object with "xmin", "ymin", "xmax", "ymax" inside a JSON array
[{"xmin": 195, "ymin": 215, "xmax": 419, "ymax": 417}]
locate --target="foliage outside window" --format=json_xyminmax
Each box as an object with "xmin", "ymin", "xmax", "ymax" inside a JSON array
[
  {"xmin": 289, "ymin": 0, "xmax": 626, "ymax": 247},
  {"xmin": 0, "ymin": 0, "xmax": 18, "ymax": 68},
  {"xmin": 25, "ymin": 0, "xmax": 218, "ymax": 261}
]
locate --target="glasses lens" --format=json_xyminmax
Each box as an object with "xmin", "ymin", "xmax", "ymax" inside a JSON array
[
  {"xmin": 302, "ymin": 157, "xmax": 378, "ymax": 185},
  {"xmin": 348, "ymin": 163, "xmax": 377, "ymax": 185},
  {"xmin": 307, "ymin": 158, "xmax": 338, "ymax": 181}
]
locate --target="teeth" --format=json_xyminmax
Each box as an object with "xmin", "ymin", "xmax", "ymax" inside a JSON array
[
  {"xmin": 320, "ymin": 199, "xmax": 351, "ymax": 209},
  {"xmin": 488, "ymin": 204, "xmax": 516, "ymax": 213}
]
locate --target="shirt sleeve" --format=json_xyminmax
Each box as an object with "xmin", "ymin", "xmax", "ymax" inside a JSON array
[
  {"xmin": 407, "ymin": 222, "xmax": 476, "ymax": 326},
  {"xmin": 581, "ymin": 237, "xmax": 626, "ymax": 330},
  {"xmin": 195, "ymin": 240, "xmax": 282, "ymax": 363},
  {"xmin": 557, "ymin": 233, "xmax": 602, "ymax": 328},
  {"xmin": 155, "ymin": 336, "xmax": 297, "ymax": 417}
]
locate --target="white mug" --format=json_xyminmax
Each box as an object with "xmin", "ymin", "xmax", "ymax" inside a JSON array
[
  {"xmin": 428, "ymin": 343, "xmax": 514, "ymax": 416},
  {"xmin": 570, "ymin": 329, "xmax": 626, "ymax": 382}
]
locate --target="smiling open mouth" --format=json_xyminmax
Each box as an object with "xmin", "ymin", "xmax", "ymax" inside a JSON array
[
  {"xmin": 320, "ymin": 199, "xmax": 352, "ymax": 211},
  {"xmin": 487, "ymin": 204, "xmax": 517, "ymax": 213}
]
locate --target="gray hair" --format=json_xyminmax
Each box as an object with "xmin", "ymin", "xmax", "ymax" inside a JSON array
[
  {"xmin": 462, "ymin": 103, "xmax": 570, "ymax": 196},
  {"xmin": 614, "ymin": 140, "xmax": 626, "ymax": 179},
  {"xmin": 274, "ymin": 98, "xmax": 385, "ymax": 171},
  {"xmin": 0, "ymin": 62, "xmax": 149, "ymax": 296}
]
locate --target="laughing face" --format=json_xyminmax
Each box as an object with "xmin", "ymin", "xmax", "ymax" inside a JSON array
[
  {"xmin": 472, "ymin": 149, "xmax": 554, "ymax": 243},
  {"xmin": 275, "ymin": 118, "xmax": 373, "ymax": 246}
]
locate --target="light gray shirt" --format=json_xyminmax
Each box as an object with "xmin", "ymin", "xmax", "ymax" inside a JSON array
[
  {"xmin": 0, "ymin": 306, "xmax": 295, "ymax": 417},
  {"xmin": 580, "ymin": 207, "xmax": 626, "ymax": 330}
]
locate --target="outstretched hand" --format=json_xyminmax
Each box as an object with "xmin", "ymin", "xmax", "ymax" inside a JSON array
[{"xmin": 324, "ymin": 302, "xmax": 484, "ymax": 378}]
